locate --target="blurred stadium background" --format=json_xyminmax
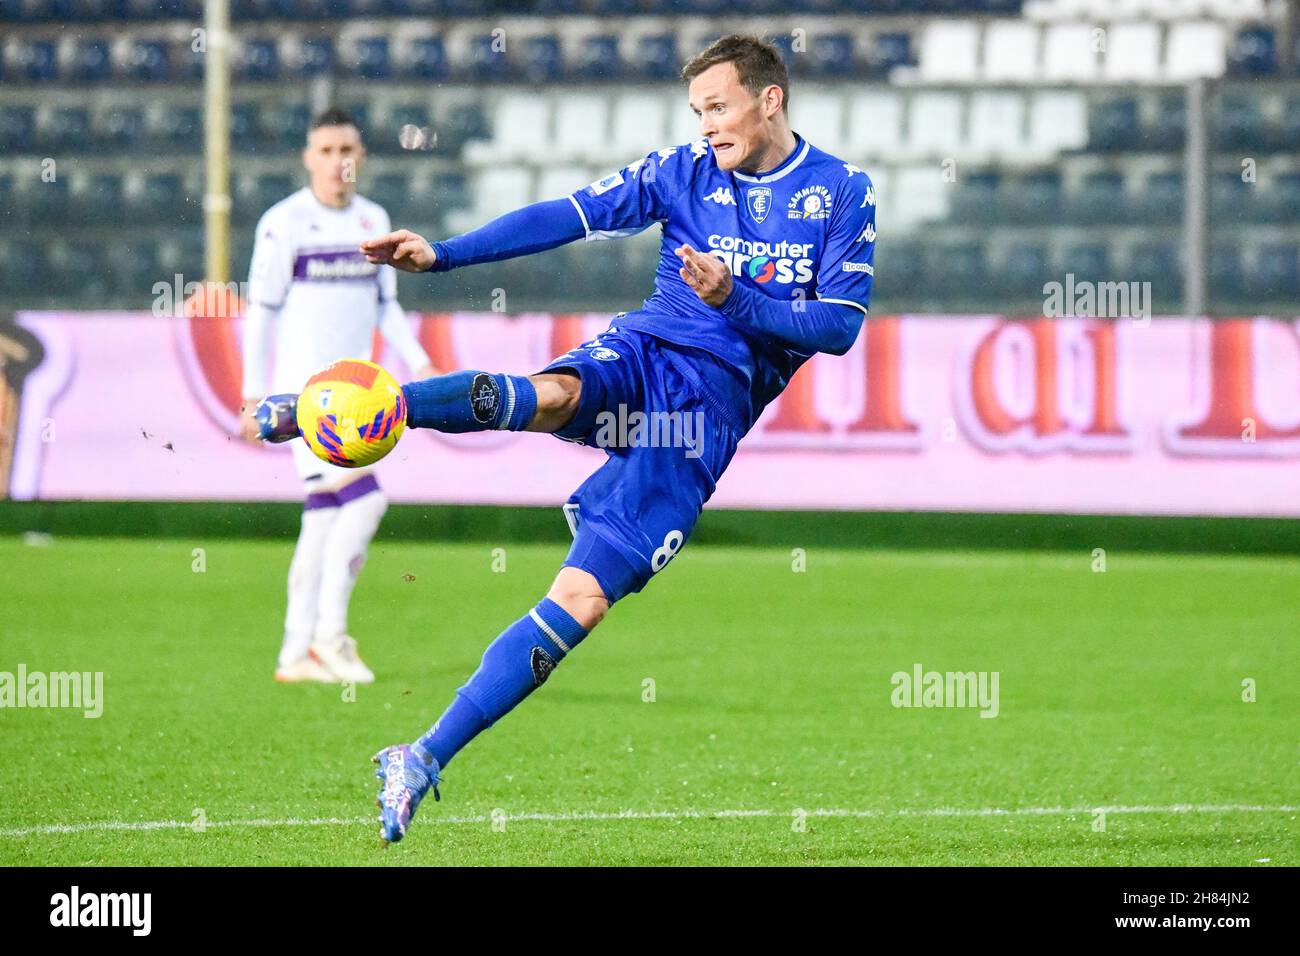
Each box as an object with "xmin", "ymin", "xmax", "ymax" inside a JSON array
[{"xmin": 0, "ymin": 0, "xmax": 1298, "ymax": 316}]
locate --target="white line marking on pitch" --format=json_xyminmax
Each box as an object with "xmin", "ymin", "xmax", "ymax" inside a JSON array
[{"xmin": 0, "ymin": 804, "xmax": 1295, "ymax": 839}]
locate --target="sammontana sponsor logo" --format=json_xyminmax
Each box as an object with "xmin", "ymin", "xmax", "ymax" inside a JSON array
[{"xmin": 787, "ymin": 184, "xmax": 832, "ymax": 220}]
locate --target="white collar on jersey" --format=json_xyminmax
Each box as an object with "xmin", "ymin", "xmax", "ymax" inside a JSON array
[{"xmin": 730, "ymin": 136, "xmax": 810, "ymax": 184}]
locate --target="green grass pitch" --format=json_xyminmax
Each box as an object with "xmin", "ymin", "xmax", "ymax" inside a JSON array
[{"xmin": 0, "ymin": 535, "xmax": 1295, "ymax": 866}]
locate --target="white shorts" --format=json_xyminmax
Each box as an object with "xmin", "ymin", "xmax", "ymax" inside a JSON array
[{"xmin": 290, "ymin": 437, "xmax": 373, "ymax": 491}]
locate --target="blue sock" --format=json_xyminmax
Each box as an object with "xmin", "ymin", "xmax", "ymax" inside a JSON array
[
  {"xmin": 402, "ymin": 371, "xmax": 537, "ymax": 433},
  {"xmin": 414, "ymin": 598, "xmax": 589, "ymax": 770}
]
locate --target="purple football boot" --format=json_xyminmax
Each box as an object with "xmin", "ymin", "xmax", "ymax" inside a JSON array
[
  {"xmin": 254, "ymin": 394, "xmax": 301, "ymax": 443},
  {"xmin": 372, "ymin": 743, "xmax": 441, "ymax": 844}
]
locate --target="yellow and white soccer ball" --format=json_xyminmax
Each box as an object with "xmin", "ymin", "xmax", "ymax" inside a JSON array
[{"xmin": 297, "ymin": 359, "xmax": 407, "ymax": 468}]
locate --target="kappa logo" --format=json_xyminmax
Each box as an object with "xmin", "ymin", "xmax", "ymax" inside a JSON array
[
  {"xmin": 843, "ymin": 162, "xmax": 864, "ymax": 177},
  {"xmin": 704, "ymin": 187, "xmax": 736, "ymax": 206},
  {"xmin": 530, "ymin": 646, "xmax": 557, "ymax": 686},
  {"xmin": 657, "ymin": 146, "xmax": 678, "ymax": 165},
  {"xmin": 861, "ymin": 186, "xmax": 876, "ymax": 208},
  {"xmin": 746, "ymin": 186, "xmax": 773, "ymax": 223},
  {"xmin": 857, "ymin": 222, "xmax": 876, "ymax": 243},
  {"xmin": 788, "ymin": 184, "xmax": 833, "ymax": 220},
  {"xmin": 690, "ymin": 139, "xmax": 709, "ymax": 160}
]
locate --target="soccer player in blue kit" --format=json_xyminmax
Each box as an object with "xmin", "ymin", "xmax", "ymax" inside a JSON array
[{"xmin": 319, "ymin": 34, "xmax": 874, "ymax": 842}]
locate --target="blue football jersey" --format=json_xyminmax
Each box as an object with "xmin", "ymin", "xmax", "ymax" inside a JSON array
[{"xmin": 569, "ymin": 134, "xmax": 876, "ymax": 424}]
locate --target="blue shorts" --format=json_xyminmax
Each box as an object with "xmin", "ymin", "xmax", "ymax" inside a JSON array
[{"xmin": 540, "ymin": 325, "xmax": 743, "ymax": 604}]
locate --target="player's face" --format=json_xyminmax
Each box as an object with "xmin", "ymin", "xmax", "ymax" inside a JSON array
[
  {"xmin": 302, "ymin": 124, "xmax": 366, "ymax": 206},
  {"xmin": 687, "ymin": 62, "xmax": 779, "ymax": 173}
]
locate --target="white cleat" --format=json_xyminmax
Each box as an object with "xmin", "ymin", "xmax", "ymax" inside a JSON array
[
  {"xmin": 309, "ymin": 635, "xmax": 375, "ymax": 684},
  {"xmin": 274, "ymin": 655, "xmax": 340, "ymax": 684}
]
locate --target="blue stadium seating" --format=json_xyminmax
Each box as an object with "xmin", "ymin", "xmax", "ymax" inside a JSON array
[
  {"xmin": 810, "ymin": 33, "xmax": 856, "ymax": 79},
  {"xmin": 1144, "ymin": 95, "xmax": 1185, "ymax": 151},
  {"xmin": 1277, "ymin": 95, "xmax": 1300, "ymax": 151},
  {"xmin": 16, "ymin": 40, "xmax": 58, "ymax": 82},
  {"xmin": 238, "ymin": 38, "xmax": 280, "ymax": 82},
  {"xmin": 1248, "ymin": 244, "xmax": 1299, "ymax": 298},
  {"xmin": 1211, "ymin": 170, "xmax": 1251, "ymax": 221},
  {"xmin": 1006, "ymin": 169, "xmax": 1061, "ymax": 223},
  {"xmin": 40, "ymin": 107, "xmax": 92, "ymax": 152},
  {"xmin": 866, "ymin": 32, "xmax": 915, "ymax": 77},
  {"xmin": 408, "ymin": 37, "xmax": 448, "ymax": 80},
  {"xmin": 100, "ymin": 106, "xmax": 146, "ymax": 149},
  {"xmin": 260, "ymin": 103, "xmax": 310, "ymax": 148},
  {"xmin": 1209, "ymin": 245, "xmax": 1244, "ymax": 299},
  {"xmin": 0, "ymin": 106, "xmax": 36, "ymax": 152},
  {"xmin": 574, "ymin": 35, "xmax": 622, "ymax": 80},
  {"xmin": 467, "ymin": 33, "xmax": 511, "ymax": 82},
  {"xmin": 636, "ymin": 34, "xmax": 678, "ymax": 80},
  {"xmin": 126, "ymin": 39, "xmax": 171, "ymax": 81},
  {"xmin": 1088, "ymin": 98, "xmax": 1140, "ymax": 153},
  {"xmin": 155, "ymin": 104, "xmax": 200, "ymax": 148},
  {"xmin": 351, "ymin": 36, "xmax": 391, "ymax": 80},
  {"xmin": 139, "ymin": 173, "xmax": 185, "ymax": 220},
  {"xmin": 1266, "ymin": 171, "xmax": 1300, "ymax": 221},
  {"xmin": 930, "ymin": 243, "xmax": 987, "ymax": 295},
  {"xmin": 522, "ymin": 35, "xmax": 564, "ymax": 84},
  {"xmin": 69, "ymin": 39, "xmax": 112, "ymax": 82},
  {"xmin": 1071, "ymin": 171, "xmax": 1125, "ymax": 224},
  {"xmin": 1215, "ymin": 94, "xmax": 1266, "ymax": 152},
  {"xmin": 29, "ymin": 177, "xmax": 71, "ymax": 223},
  {"xmin": 1060, "ymin": 243, "xmax": 1110, "ymax": 282},
  {"xmin": 296, "ymin": 37, "xmax": 335, "ymax": 76},
  {"xmin": 83, "ymin": 173, "xmax": 124, "ymax": 224},
  {"xmin": 231, "ymin": 102, "xmax": 260, "ymax": 151},
  {"xmin": 1141, "ymin": 171, "xmax": 1184, "ymax": 223},
  {"xmin": 1128, "ymin": 242, "xmax": 1181, "ymax": 296},
  {"xmin": 1002, "ymin": 242, "xmax": 1050, "ymax": 297},
  {"xmin": 1227, "ymin": 25, "xmax": 1277, "ymax": 77},
  {"xmin": 951, "ymin": 169, "xmax": 1000, "ymax": 221}
]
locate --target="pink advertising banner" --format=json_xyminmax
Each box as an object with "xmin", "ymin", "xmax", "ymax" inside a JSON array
[{"xmin": 2, "ymin": 310, "xmax": 1298, "ymax": 516}]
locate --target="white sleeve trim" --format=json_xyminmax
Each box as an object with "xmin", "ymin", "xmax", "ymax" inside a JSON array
[
  {"xmin": 817, "ymin": 297, "xmax": 870, "ymax": 316},
  {"xmin": 568, "ymin": 194, "xmax": 591, "ymax": 238}
]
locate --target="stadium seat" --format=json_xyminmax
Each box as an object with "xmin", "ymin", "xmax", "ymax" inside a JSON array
[
  {"xmin": 1071, "ymin": 170, "xmax": 1126, "ymax": 223},
  {"xmin": 864, "ymin": 32, "xmax": 915, "ymax": 78},
  {"xmin": 238, "ymin": 38, "xmax": 280, "ymax": 81},
  {"xmin": 809, "ymin": 33, "xmax": 856, "ymax": 78},
  {"xmin": 1264, "ymin": 171, "xmax": 1300, "ymax": 222},
  {"xmin": 407, "ymin": 37, "xmax": 447, "ymax": 80},
  {"xmin": 39, "ymin": 106, "xmax": 91, "ymax": 152},
  {"xmin": 1127, "ymin": 241, "xmax": 1181, "ymax": 297},
  {"xmin": 467, "ymin": 33, "xmax": 511, "ymax": 82},
  {"xmin": 294, "ymin": 37, "xmax": 334, "ymax": 77},
  {"xmin": 463, "ymin": 167, "xmax": 534, "ymax": 225},
  {"xmin": 1026, "ymin": 90, "xmax": 1087, "ymax": 158},
  {"xmin": 16, "ymin": 39, "xmax": 58, "ymax": 82},
  {"xmin": 463, "ymin": 93, "xmax": 552, "ymax": 165},
  {"xmin": 1211, "ymin": 170, "xmax": 1251, "ymax": 222},
  {"xmin": 99, "ymin": 106, "xmax": 146, "ymax": 149},
  {"xmin": 1165, "ymin": 21, "xmax": 1226, "ymax": 81},
  {"xmin": 1248, "ymin": 244, "xmax": 1299, "ymax": 298},
  {"xmin": 1274, "ymin": 95, "xmax": 1300, "ymax": 151},
  {"xmin": 231, "ymin": 102, "xmax": 260, "ymax": 151},
  {"xmin": 1002, "ymin": 242, "xmax": 1051, "ymax": 297},
  {"xmin": 0, "ymin": 176, "xmax": 16, "ymax": 228},
  {"xmin": 905, "ymin": 92, "xmax": 964, "ymax": 158},
  {"xmin": 350, "ymin": 36, "xmax": 391, "ymax": 80},
  {"xmin": 522, "ymin": 35, "xmax": 563, "ymax": 84},
  {"xmin": 982, "ymin": 21, "xmax": 1039, "ymax": 82},
  {"xmin": 1141, "ymin": 171, "xmax": 1184, "ymax": 223},
  {"xmin": 1227, "ymin": 25, "xmax": 1277, "ymax": 76},
  {"xmin": 1102, "ymin": 23, "xmax": 1160, "ymax": 82},
  {"xmin": 845, "ymin": 91, "xmax": 904, "ymax": 160},
  {"xmin": 67, "ymin": 39, "xmax": 111, "ymax": 83},
  {"xmin": 1041, "ymin": 23, "xmax": 1099, "ymax": 82},
  {"xmin": 551, "ymin": 93, "xmax": 610, "ymax": 162},
  {"xmin": 634, "ymin": 34, "xmax": 679, "ymax": 80},
  {"xmin": 0, "ymin": 106, "xmax": 36, "ymax": 152},
  {"xmin": 260, "ymin": 102, "xmax": 310, "ymax": 149},
  {"xmin": 1060, "ymin": 242, "xmax": 1110, "ymax": 282},
  {"xmin": 250, "ymin": 173, "xmax": 296, "ymax": 220},
  {"xmin": 574, "ymin": 35, "xmax": 623, "ymax": 80},
  {"xmin": 155, "ymin": 104, "xmax": 201, "ymax": 149},
  {"xmin": 1209, "ymin": 245, "xmax": 1244, "ymax": 299},
  {"xmin": 918, "ymin": 21, "xmax": 979, "ymax": 82},
  {"xmin": 82, "ymin": 173, "xmax": 124, "ymax": 224},
  {"xmin": 29, "ymin": 176, "xmax": 70, "ymax": 223},
  {"xmin": 106, "ymin": 239, "xmax": 162, "ymax": 297},
  {"xmin": 1214, "ymin": 93, "xmax": 1265, "ymax": 152},
  {"xmin": 1088, "ymin": 97, "xmax": 1140, "ymax": 152},
  {"xmin": 126, "ymin": 39, "xmax": 172, "ymax": 82},
  {"xmin": 792, "ymin": 91, "xmax": 844, "ymax": 156},
  {"xmin": 928, "ymin": 243, "xmax": 987, "ymax": 297},
  {"xmin": 438, "ymin": 102, "xmax": 490, "ymax": 154},
  {"xmin": 608, "ymin": 92, "xmax": 669, "ymax": 161},
  {"xmin": 950, "ymin": 169, "xmax": 1002, "ymax": 220},
  {"xmin": 366, "ymin": 171, "xmax": 414, "ymax": 222},
  {"xmin": 139, "ymin": 173, "xmax": 185, "ymax": 220},
  {"xmin": 892, "ymin": 165, "xmax": 950, "ymax": 230},
  {"xmin": 966, "ymin": 91, "xmax": 1026, "ymax": 162},
  {"xmin": 1005, "ymin": 168, "xmax": 1062, "ymax": 222},
  {"xmin": 1143, "ymin": 94, "xmax": 1185, "ymax": 151}
]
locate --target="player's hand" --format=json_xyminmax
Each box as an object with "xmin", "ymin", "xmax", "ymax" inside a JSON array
[
  {"xmin": 239, "ymin": 397, "xmax": 263, "ymax": 444},
  {"xmin": 413, "ymin": 363, "xmax": 438, "ymax": 380},
  {"xmin": 361, "ymin": 230, "xmax": 436, "ymax": 273},
  {"xmin": 675, "ymin": 243, "xmax": 732, "ymax": 307}
]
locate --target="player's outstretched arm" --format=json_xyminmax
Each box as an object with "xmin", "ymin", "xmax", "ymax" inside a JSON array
[
  {"xmin": 361, "ymin": 198, "xmax": 586, "ymax": 276},
  {"xmin": 361, "ymin": 229, "xmax": 437, "ymax": 273}
]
